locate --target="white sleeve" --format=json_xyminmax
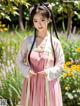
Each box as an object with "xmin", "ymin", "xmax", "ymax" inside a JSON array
[
  {"xmin": 45, "ymin": 40, "xmax": 65, "ymax": 81},
  {"xmin": 16, "ymin": 38, "xmax": 31, "ymax": 78}
]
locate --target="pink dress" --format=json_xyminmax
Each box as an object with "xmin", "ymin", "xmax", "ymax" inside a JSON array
[{"xmin": 16, "ymin": 33, "xmax": 65, "ymax": 106}]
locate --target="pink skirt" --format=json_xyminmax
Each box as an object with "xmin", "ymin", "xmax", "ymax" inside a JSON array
[{"xmin": 20, "ymin": 75, "xmax": 63, "ymax": 106}]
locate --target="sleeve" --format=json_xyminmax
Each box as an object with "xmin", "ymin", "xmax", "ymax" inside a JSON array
[
  {"xmin": 44, "ymin": 40, "xmax": 65, "ymax": 81},
  {"xmin": 16, "ymin": 38, "xmax": 31, "ymax": 78}
]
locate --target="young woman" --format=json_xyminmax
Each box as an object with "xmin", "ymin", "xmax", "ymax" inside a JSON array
[{"xmin": 16, "ymin": 3, "xmax": 65, "ymax": 106}]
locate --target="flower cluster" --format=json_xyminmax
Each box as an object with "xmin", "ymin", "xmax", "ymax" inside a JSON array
[
  {"xmin": 0, "ymin": 21, "xmax": 8, "ymax": 32},
  {"xmin": 63, "ymin": 46, "xmax": 80, "ymax": 79},
  {"xmin": 75, "ymin": 48, "xmax": 80, "ymax": 53},
  {"xmin": 63, "ymin": 61, "xmax": 80, "ymax": 79}
]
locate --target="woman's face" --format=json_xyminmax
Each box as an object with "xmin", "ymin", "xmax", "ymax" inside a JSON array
[{"xmin": 33, "ymin": 13, "xmax": 49, "ymax": 32}]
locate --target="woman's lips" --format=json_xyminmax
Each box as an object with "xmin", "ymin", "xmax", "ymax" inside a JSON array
[{"xmin": 38, "ymin": 27, "xmax": 43, "ymax": 29}]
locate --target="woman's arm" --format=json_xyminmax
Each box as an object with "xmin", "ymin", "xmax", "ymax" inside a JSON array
[
  {"xmin": 16, "ymin": 38, "xmax": 31, "ymax": 78},
  {"xmin": 44, "ymin": 40, "xmax": 65, "ymax": 81}
]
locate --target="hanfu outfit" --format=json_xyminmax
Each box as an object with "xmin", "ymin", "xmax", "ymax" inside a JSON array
[{"xmin": 16, "ymin": 32, "xmax": 65, "ymax": 106}]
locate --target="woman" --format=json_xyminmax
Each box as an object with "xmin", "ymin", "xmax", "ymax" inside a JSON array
[{"xmin": 16, "ymin": 3, "xmax": 65, "ymax": 106}]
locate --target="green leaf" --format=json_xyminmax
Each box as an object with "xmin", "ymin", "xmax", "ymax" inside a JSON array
[
  {"xmin": 1, "ymin": 12, "xmax": 5, "ymax": 16},
  {"xmin": 5, "ymin": 15, "xmax": 11, "ymax": 21},
  {"xmin": 9, "ymin": 83, "xmax": 20, "ymax": 98},
  {"xmin": 77, "ymin": 14, "xmax": 80, "ymax": 19}
]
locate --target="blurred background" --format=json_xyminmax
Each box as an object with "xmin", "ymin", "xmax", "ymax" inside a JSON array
[{"xmin": 0, "ymin": 0, "xmax": 80, "ymax": 106}]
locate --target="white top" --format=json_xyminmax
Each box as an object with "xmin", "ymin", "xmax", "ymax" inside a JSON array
[{"xmin": 16, "ymin": 32, "xmax": 65, "ymax": 81}]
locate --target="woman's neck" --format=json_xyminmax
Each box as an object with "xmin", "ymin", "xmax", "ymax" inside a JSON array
[{"xmin": 36, "ymin": 30, "xmax": 48, "ymax": 39}]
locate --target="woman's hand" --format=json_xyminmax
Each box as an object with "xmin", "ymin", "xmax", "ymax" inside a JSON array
[
  {"xmin": 29, "ymin": 70, "xmax": 37, "ymax": 77},
  {"xmin": 29, "ymin": 70, "xmax": 47, "ymax": 78},
  {"xmin": 38, "ymin": 71, "xmax": 47, "ymax": 77}
]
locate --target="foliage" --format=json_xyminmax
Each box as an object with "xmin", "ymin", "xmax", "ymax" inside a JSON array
[
  {"xmin": 60, "ymin": 34, "xmax": 80, "ymax": 106},
  {"xmin": 0, "ymin": 69, "xmax": 23, "ymax": 106},
  {"xmin": 61, "ymin": 62, "xmax": 80, "ymax": 106},
  {"xmin": 1, "ymin": 1, "xmax": 80, "ymax": 31},
  {"xmin": 0, "ymin": 0, "xmax": 30, "ymax": 20},
  {"xmin": 0, "ymin": 31, "xmax": 30, "ymax": 105},
  {"xmin": 60, "ymin": 34, "xmax": 80, "ymax": 61}
]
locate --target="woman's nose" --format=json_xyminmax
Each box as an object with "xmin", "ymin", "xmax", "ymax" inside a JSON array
[{"xmin": 38, "ymin": 22, "xmax": 42, "ymax": 26}]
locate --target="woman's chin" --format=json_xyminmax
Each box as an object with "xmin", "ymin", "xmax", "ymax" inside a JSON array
[{"xmin": 37, "ymin": 28, "xmax": 44, "ymax": 32}]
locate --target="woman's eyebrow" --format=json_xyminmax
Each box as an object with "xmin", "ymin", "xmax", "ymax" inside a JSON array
[{"xmin": 33, "ymin": 18, "xmax": 37, "ymax": 21}]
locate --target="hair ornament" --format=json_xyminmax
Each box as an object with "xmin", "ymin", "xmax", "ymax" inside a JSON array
[
  {"xmin": 29, "ymin": 3, "xmax": 53, "ymax": 15},
  {"xmin": 43, "ymin": 2, "xmax": 53, "ymax": 10},
  {"xmin": 29, "ymin": 5, "xmax": 35, "ymax": 14},
  {"xmin": 47, "ymin": 3, "xmax": 53, "ymax": 10}
]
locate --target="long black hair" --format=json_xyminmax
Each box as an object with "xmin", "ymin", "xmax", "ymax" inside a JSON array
[{"xmin": 28, "ymin": 3, "xmax": 59, "ymax": 67}]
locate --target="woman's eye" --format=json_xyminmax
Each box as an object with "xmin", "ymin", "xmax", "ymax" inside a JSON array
[
  {"xmin": 42, "ymin": 20, "xmax": 45, "ymax": 21},
  {"xmin": 34, "ymin": 21, "xmax": 37, "ymax": 22}
]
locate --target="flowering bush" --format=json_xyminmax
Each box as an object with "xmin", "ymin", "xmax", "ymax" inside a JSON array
[
  {"xmin": 0, "ymin": 31, "xmax": 29, "ymax": 106},
  {"xmin": 61, "ymin": 36, "xmax": 80, "ymax": 106}
]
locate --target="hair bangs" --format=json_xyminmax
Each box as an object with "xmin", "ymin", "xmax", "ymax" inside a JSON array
[{"xmin": 36, "ymin": 7, "xmax": 50, "ymax": 19}]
